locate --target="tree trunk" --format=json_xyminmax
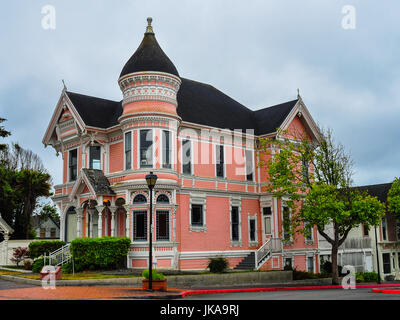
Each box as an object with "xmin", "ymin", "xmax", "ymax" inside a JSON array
[{"xmin": 331, "ymin": 244, "xmax": 339, "ymax": 285}]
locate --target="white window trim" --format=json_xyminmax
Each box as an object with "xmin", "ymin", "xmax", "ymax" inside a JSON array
[
  {"xmin": 248, "ymin": 214, "xmax": 258, "ymax": 246},
  {"xmin": 189, "ymin": 193, "xmax": 207, "ymax": 232},
  {"xmin": 88, "ymin": 144, "xmax": 102, "ymax": 171},
  {"xmin": 68, "ymin": 147, "xmax": 78, "ymax": 182},
  {"xmin": 155, "ymin": 209, "xmax": 171, "ymax": 242},
  {"xmin": 180, "ymin": 138, "xmax": 194, "ymax": 175},
  {"xmin": 161, "ymin": 129, "xmax": 172, "ymax": 169},
  {"xmin": 230, "ymin": 197, "xmax": 242, "ymax": 247},
  {"xmin": 214, "ymin": 143, "xmax": 226, "ymax": 179},
  {"xmin": 245, "ymin": 149, "xmax": 255, "ymax": 182},
  {"xmin": 124, "ymin": 130, "xmax": 133, "ymax": 171},
  {"xmin": 138, "ymin": 128, "xmax": 155, "ymax": 169},
  {"xmin": 305, "ymin": 222, "xmax": 314, "ymax": 245},
  {"xmin": 282, "ymin": 202, "xmax": 293, "ymax": 243},
  {"xmin": 307, "ymin": 255, "xmax": 315, "ymax": 273}
]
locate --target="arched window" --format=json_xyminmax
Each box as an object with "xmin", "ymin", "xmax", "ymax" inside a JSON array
[
  {"xmin": 133, "ymin": 194, "xmax": 147, "ymax": 203},
  {"xmin": 156, "ymin": 194, "xmax": 169, "ymax": 204}
]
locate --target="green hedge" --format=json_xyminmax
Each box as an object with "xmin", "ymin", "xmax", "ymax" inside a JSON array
[
  {"xmin": 142, "ymin": 269, "xmax": 165, "ymax": 280},
  {"xmin": 70, "ymin": 237, "xmax": 131, "ymax": 271},
  {"xmin": 28, "ymin": 240, "xmax": 66, "ymax": 259}
]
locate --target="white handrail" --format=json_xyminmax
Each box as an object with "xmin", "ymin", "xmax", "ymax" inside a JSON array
[{"xmin": 255, "ymin": 238, "xmax": 282, "ymax": 270}]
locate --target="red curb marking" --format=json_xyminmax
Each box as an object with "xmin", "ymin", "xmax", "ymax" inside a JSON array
[
  {"xmin": 181, "ymin": 284, "xmax": 400, "ymax": 298},
  {"xmin": 372, "ymin": 289, "xmax": 400, "ymax": 295}
]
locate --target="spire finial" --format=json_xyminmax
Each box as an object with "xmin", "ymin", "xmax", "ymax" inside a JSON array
[
  {"xmin": 145, "ymin": 17, "xmax": 154, "ymax": 34},
  {"xmin": 297, "ymin": 88, "xmax": 300, "ymax": 99}
]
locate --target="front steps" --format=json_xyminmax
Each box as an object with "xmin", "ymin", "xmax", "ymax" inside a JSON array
[{"xmin": 234, "ymin": 252, "xmax": 255, "ymax": 270}]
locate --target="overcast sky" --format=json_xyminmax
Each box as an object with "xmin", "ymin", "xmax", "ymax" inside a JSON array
[{"xmin": 1, "ymin": 0, "xmax": 399, "ymax": 189}]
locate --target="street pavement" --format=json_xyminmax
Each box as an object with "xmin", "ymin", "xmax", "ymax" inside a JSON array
[{"xmin": 183, "ymin": 287, "xmax": 400, "ymax": 300}]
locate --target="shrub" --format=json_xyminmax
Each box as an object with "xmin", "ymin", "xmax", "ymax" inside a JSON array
[
  {"xmin": 28, "ymin": 240, "xmax": 66, "ymax": 259},
  {"xmin": 10, "ymin": 247, "xmax": 29, "ymax": 267},
  {"xmin": 70, "ymin": 237, "xmax": 131, "ymax": 271},
  {"xmin": 207, "ymin": 257, "xmax": 228, "ymax": 273},
  {"xmin": 32, "ymin": 258, "xmax": 45, "ymax": 273},
  {"xmin": 292, "ymin": 269, "xmax": 317, "ymax": 280},
  {"xmin": 320, "ymin": 260, "xmax": 343, "ymax": 275},
  {"xmin": 24, "ymin": 259, "xmax": 33, "ymax": 270},
  {"xmin": 284, "ymin": 264, "xmax": 293, "ymax": 271},
  {"xmin": 142, "ymin": 269, "xmax": 165, "ymax": 281}
]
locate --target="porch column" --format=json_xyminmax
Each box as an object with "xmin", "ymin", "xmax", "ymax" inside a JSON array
[
  {"xmin": 96, "ymin": 205, "xmax": 104, "ymax": 238},
  {"xmin": 89, "ymin": 209, "xmax": 94, "ymax": 238},
  {"xmin": 110, "ymin": 206, "xmax": 117, "ymax": 237},
  {"xmin": 2, "ymin": 233, "xmax": 9, "ymax": 265},
  {"xmin": 76, "ymin": 208, "xmax": 83, "ymax": 238},
  {"xmin": 123, "ymin": 204, "xmax": 131, "ymax": 239}
]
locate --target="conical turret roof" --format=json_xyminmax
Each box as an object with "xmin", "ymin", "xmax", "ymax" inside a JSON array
[{"xmin": 119, "ymin": 18, "xmax": 179, "ymax": 78}]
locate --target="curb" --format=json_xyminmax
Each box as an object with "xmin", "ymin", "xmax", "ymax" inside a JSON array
[
  {"xmin": 372, "ymin": 288, "xmax": 400, "ymax": 295},
  {"xmin": 180, "ymin": 283, "xmax": 400, "ymax": 298}
]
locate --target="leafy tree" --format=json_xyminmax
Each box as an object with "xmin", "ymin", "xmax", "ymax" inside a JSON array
[
  {"xmin": 258, "ymin": 127, "xmax": 385, "ymax": 284},
  {"xmin": 15, "ymin": 169, "xmax": 52, "ymax": 239},
  {"xmin": 0, "ymin": 118, "xmax": 11, "ymax": 152},
  {"xmin": 388, "ymin": 177, "xmax": 400, "ymax": 216},
  {"xmin": 10, "ymin": 247, "xmax": 29, "ymax": 267}
]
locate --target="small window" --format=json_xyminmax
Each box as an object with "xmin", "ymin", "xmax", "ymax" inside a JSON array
[
  {"xmin": 133, "ymin": 194, "xmax": 147, "ymax": 203},
  {"xmin": 305, "ymin": 223, "xmax": 313, "ymax": 241},
  {"xmin": 69, "ymin": 149, "xmax": 78, "ymax": 181},
  {"xmin": 363, "ymin": 224, "xmax": 369, "ymax": 237},
  {"xmin": 182, "ymin": 139, "xmax": 192, "ymax": 175},
  {"xmin": 133, "ymin": 211, "xmax": 147, "ymax": 241},
  {"xmin": 307, "ymin": 256, "xmax": 314, "ymax": 273},
  {"xmin": 231, "ymin": 206, "xmax": 240, "ymax": 241},
  {"xmin": 245, "ymin": 150, "xmax": 253, "ymax": 181},
  {"xmin": 383, "ymin": 253, "xmax": 391, "ymax": 274},
  {"xmin": 285, "ymin": 257, "xmax": 292, "ymax": 268},
  {"xmin": 162, "ymin": 130, "xmax": 171, "ymax": 169},
  {"xmin": 156, "ymin": 211, "xmax": 169, "ymax": 241},
  {"xmin": 191, "ymin": 204, "xmax": 203, "ymax": 226},
  {"xmin": 125, "ymin": 132, "xmax": 132, "ymax": 170},
  {"xmin": 140, "ymin": 129, "xmax": 153, "ymax": 168},
  {"xmin": 156, "ymin": 194, "xmax": 169, "ymax": 203},
  {"xmin": 50, "ymin": 228, "xmax": 56, "ymax": 238},
  {"xmin": 382, "ymin": 218, "xmax": 388, "ymax": 241},
  {"xmin": 264, "ymin": 216, "xmax": 271, "ymax": 234},
  {"xmin": 89, "ymin": 146, "xmax": 101, "ymax": 170},
  {"xmin": 40, "ymin": 228, "xmax": 46, "ymax": 238},
  {"xmin": 216, "ymin": 145, "xmax": 224, "ymax": 178},
  {"xmin": 263, "ymin": 207, "xmax": 272, "ymax": 215},
  {"xmin": 249, "ymin": 219, "xmax": 256, "ymax": 242}
]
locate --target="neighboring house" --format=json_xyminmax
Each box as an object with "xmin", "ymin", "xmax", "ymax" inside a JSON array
[
  {"xmin": 357, "ymin": 183, "xmax": 400, "ymax": 280},
  {"xmin": 32, "ymin": 216, "xmax": 60, "ymax": 240},
  {"xmin": 42, "ymin": 18, "xmax": 322, "ymax": 271},
  {"xmin": 318, "ymin": 183, "xmax": 400, "ymax": 280}
]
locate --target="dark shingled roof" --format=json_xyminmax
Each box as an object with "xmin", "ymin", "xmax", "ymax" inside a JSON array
[
  {"xmin": 254, "ymin": 100, "xmax": 299, "ymax": 135},
  {"xmin": 66, "ymin": 91, "xmax": 123, "ymax": 128},
  {"xmin": 176, "ymin": 78, "xmax": 257, "ymax": 132},
  {"xmin": 82, "ymin": 169, "xmax": 115, "ymax": 195},
  {"xmin": 66, "ymin": 82, "xmax": 298, "ymax": 136},
  {"xmin": 119, "ymin": 31, "xmax": 179, "ymax": 78},
  {"xmin": 354, "ymin": 183, "xmax": 393, "ymax": 203}
]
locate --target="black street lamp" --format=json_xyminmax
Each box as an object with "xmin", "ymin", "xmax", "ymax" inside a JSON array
[{"xmin": 145, "ymin": 171, "xmax": 157, "ymax": 291}]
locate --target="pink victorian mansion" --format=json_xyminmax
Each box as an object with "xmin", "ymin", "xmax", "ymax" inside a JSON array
[{"xmin": 43, "ymin": 18, "xmax": 321, "ymax": 272}]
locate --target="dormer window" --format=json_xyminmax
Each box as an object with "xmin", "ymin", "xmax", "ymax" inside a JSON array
[{"xmin": 89, "ymin": 146, "xmax": 101, "ymax": 170}]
